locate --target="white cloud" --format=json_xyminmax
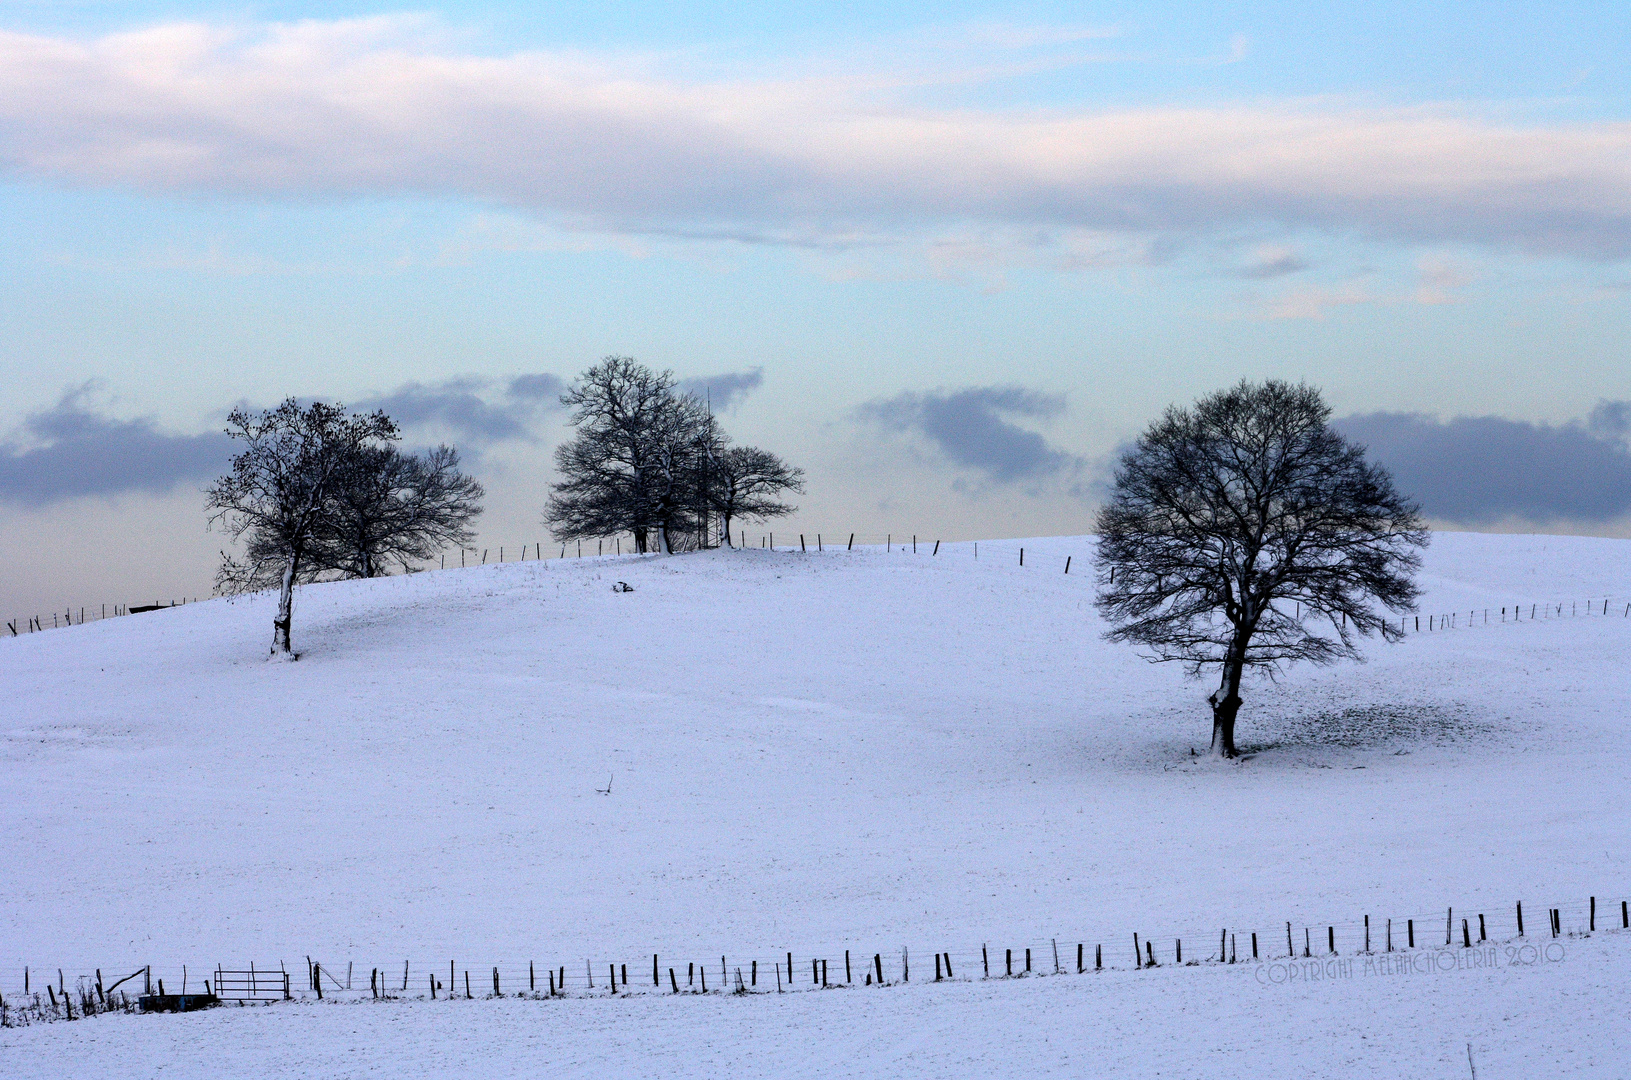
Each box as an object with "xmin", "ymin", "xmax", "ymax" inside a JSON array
[
  {"xmin": 1257, "ymin": 283, "xmax": 1376, "ymax": 321},
  {"xmin": 941, "ymin": 23, "xmax": 1121, "ymax": 50},
  {"xmin": 2, "ymin": 18, "xmax": 1630, "ymax": 258},
  {"xmin": 1414, "ymin": 254, "xmax": 1476, "ymax": 304}
]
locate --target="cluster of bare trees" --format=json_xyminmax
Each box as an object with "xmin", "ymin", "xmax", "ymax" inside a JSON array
[
  {"xmin": 546, "ymin": 357, "xmax": 803, "ymax": 553},
  {"xmin": 206, "ymin": 399, "xmax": 482, "ymax": 656},
  {"xmin": 203, "ymin": 362, "xmax": 801, "ymax": 658}
]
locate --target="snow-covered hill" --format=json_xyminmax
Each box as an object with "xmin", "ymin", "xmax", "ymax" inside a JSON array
[{"xmin": 3, "ymin": 532, "xmax": 1628, "ymax": 1077}]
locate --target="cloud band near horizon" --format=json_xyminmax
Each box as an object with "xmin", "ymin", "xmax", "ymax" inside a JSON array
[
  {"xmin": 1337, "ymin": 409, "xmax": 1631, "ymax": 525},
  {"xmin": 6, "ymin": 384, "xmax": 1631, "ymax": 533},
  {"xmin": 0, "ymin": 366, "xmax": 767, "ymax": 506},
  {"xmin": 2, "ymin": 19, "xmax": 1630, "ymax": 257}
]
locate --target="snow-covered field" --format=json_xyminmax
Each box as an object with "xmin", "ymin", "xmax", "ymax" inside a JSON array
[{"xmin": 3, "ymin": 532, "xmax": 1628, "ymax": 1077}]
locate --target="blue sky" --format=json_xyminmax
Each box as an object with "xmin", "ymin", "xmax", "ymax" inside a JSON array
[{"xmin": 1, "ymin": 1, "xmax": 1629, "ymax": 615}]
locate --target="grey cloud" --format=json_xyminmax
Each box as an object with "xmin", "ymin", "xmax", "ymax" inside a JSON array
[
  {"xmin": 678, "ymin": 368, "xmax": 764, "ymax": 410},
  {"xmin": 1335, "ymin": 407, "xmax": 1631, "ymax": 525},
  {"xmin": 506, "ymin": 373, "xmax": 566, "ymax": 401},
  {"xmin": 0, "ymin": 388, "xmax": 233, "ymax": 506},
  {"xmin": 1238, "ymin": 250, "xmax": 1308, "ymax": 279},
  {"xmin": 0, "ymin": 372, "xmax": 571, "ymax": 507},
  {"xmin": 357, "ymin": 373, "xmax": 566, "ymax": 444},
  {"xmin": 1588, "ymin": 399, "xmax": 1630, "ymax": 441},
  {"xmin": 860, "ymin": 386, "xmax": 1075, "ymax": 483}
]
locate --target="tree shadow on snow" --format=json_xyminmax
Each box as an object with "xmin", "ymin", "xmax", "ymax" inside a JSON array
[
  {"xmin": 1236, "ymin": 703, "xmax": 1498, "ymax": 757},
  {"xmin": 1114, "ymin": 696, "xmax": 1506, "ymax": 773}
]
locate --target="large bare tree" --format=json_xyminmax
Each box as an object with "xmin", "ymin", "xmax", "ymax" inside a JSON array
[
  {"xmin": 546, "ymin": 357, "xmax": 674, "ymax": 553},
  {"xmin": 709, "ymin": 446, "xmax": 804, "ymax": 546},
  {"xmin": 207, "ymin": 399, "xmax": 397, "ymax": 657},
  {"xmin": 1094, "ymin": 380, "xmax": 1428, "ymax": 758}
]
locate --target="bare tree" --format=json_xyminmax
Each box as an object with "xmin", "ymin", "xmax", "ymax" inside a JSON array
[
  {"xmin": 1094, "ymin": 380, "xmax": 1428, "ymax": 758},
  {"xmin": 206, "ymin": 399, "xmax": 397, "ymax": 658},
  {"xmin": 313, "ymin": 445, "xmax": 484, "ymax": 578},
  {"xmin": 546, "ymin": 357, "xmax": 673, "ymax": 553},
  {"xmin": 547, "ymin": 357, "xmax": 771, "ymax": 554},
  {"xmin": 709, "ymin": 446, "xmax": 804, "ymax": 546},
  {"xmin": 643, "ymin": 390, "xmax": 721, "ymax": 553}
]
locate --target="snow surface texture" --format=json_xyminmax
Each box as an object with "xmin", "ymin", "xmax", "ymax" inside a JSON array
[{"xmin": 2, "ymin": 532, "xmax": 1628, "ymax": 1076}]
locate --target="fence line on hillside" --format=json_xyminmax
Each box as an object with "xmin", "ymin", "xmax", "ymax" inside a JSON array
[
  {"xmin": 7, "ymin": 531, "xmax": 1627, "ymax": 640},
  {"xmin": 5, "ymin": 886, "xmax": 1624, "ymax": 1024}
]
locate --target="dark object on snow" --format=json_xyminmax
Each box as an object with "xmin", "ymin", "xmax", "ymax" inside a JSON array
[
  {"xmin": 613, "ymin": 581, "xmax": 634, "ymax": 592},
  {"xmin": 140, "ymin": 992, "xmax": 218, "ymax": 1013}
]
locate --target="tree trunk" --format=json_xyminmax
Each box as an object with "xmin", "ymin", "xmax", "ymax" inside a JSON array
[
  {"xmin": 1209, "ymin": 656, "xmax": 1244, "ymax": 758},
  {"xmin": 272, "ymin": 553, "xmax": 298, "ymax": 657},
  {"xmin": 722, "ymin": 513, "xmax": 734, "ymax": 547},
  {"xmin": 658, "ymin": 522, "xmax": 672, "ymax": 554},
  {"xmin": 633, "ymin": 528, "xmax": 647, "ymax": 554}
]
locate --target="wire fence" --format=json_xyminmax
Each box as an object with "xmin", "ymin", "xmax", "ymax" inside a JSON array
[
  {"xmin": 2, "ymin": 599, "xmax": 202, "ymax": 637},
  {"xmin": 6, "ymin": 531, "xmax": 1627, "ymax": 640},
  {"xmin": 5, "ymin": 887, "xmax": 1622, "ymax": 1024}
]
